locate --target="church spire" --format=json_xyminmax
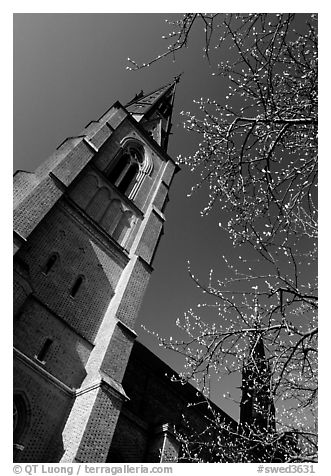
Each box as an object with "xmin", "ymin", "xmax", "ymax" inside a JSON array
[
  {"xmin": 240, "ymin": 332, "xmax": 275, "ymax": 434},
  {"xmin": 124, "ymin": 77, "xmax": 181, "ymax": 152}
]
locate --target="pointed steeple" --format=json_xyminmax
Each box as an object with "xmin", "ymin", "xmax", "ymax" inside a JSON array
[
  {"xmin": 124, "ymin": 77, "xmax": 181, "ymax": 152},
  {"xmin": 240, "ymin": 332, "xmax": 275, "ymax": 434},
  {"xmin": 125, "ymin": 82, "xmax": 174, "ymax": 115}
]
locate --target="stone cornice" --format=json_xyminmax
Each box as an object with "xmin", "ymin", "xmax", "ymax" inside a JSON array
[
  {"xmin": 75, "ymin": 371, "xmax": 129, "ymax": 403},
  {"xmin": 14, "ymin": 347, "xmax": 129, "ymax": 403}
]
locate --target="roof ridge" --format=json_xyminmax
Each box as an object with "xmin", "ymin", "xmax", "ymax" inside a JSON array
[{"xmin": 125, "ymin": 81, "xmax": 173, "ymax": 108}]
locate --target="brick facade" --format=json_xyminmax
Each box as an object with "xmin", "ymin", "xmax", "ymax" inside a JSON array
[{"xmin": 13, "ymin": 81, "xmax": 182, "ymax": 463}]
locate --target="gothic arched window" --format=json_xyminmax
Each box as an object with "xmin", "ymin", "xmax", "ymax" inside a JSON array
[
  {"xmin": 107, "ymin": 144, "xmax": 143, "ymax": 197},
  {"xmin": 43, "ymin": 253, "xmax": 58, "ymax": 275},
  {"xmin": 117, "ymin": 162, "xmax": 139, "ymax": 195}
]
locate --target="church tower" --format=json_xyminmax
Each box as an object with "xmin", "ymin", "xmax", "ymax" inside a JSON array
[
  {"xmin": 240, "ymin": 332, "xmax": 275, "ymax": 435},
  {"xmin": 13, "ymin": 79, "xmax": 180, "ymax": 463},
  {"xmin": 239, "ymin": 332, "xmax": 276, "ymax": 461}
]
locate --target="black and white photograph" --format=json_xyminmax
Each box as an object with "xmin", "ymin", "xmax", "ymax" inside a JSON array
[{"xmin": 12, "ymin": 8, "xmax": 318, "ymax": 471}]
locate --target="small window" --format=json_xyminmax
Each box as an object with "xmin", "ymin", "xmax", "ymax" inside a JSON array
[
  {"xmin": 36, "ymin": 338, "xmax": 53, "ymax": 363},
  {"xmin": 43, "ymin": 253, "xmax": 58, "ymax": 275},
  {"xmin": 70, "ymin": 276, "xmax": 84, "ymax": 298}
]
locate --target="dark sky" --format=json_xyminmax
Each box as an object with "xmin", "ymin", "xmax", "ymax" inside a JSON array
[{"xmin": 13, "ymin": 13, "xmax": 259, "ymax": 419}]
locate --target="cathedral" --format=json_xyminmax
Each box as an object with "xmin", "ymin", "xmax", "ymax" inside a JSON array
[{"xmin": 13, "ymin": 79, "xmax": 276, "ymax": 463}]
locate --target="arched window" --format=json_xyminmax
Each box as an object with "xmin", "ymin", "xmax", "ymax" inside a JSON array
[
  {"xmin": 107, "ymin": 153, "xmax": 130, "ymax": 185},
  {"xmin": 107, "ymin": 144, "xmax": 143, "ymax": 197},
  {"xmin": 70, "ymin": 275, "xmax": 84, "ymax": 298},
  {"xmin": 117, "ymin": 162, "xmax": 139, "ymax": 195},
  {"xmin": 14, "ymin": 393, "xmax": 30, "ymax": 444},
  {"xmin": 43, "ymin": 253, "xmax": 58, "ymax": 275}
]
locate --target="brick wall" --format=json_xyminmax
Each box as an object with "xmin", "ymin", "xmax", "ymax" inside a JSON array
[
  {"xmin": 14, "ymin": 296, "xmax": 92, "ymax": 388},
  {"xmin": 114, "ymin": 257, "xmax": 151, "ymax": 330},
  {"xmin": 14, "ymin": 358, "xmax": 73, "ymax": 463},
  {"xmin": 13, "ymin": 171, "xmax": 40, "ymax": 208},
  {"xmin": 135, "ymin": 210, "xmax": 164, "ymax": 265},
  {"xmin": 75, "ymin": 387, "xmax": 123, "ymax": 463},
  {"xmin": 100, "ymin": 324, "xmax": 135, "ymax": 383},
  {"xmin": 14, "ymin": 203, "xmax": 125, "ymax": 342},
  {"xmin": 13, "ymin": 176, "xmax": 63, "ymax": 240}
]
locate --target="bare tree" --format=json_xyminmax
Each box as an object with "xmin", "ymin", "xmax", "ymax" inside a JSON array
[{"xmin": 132, "ymin": 14, "xmax": 318, "ymax": 462}]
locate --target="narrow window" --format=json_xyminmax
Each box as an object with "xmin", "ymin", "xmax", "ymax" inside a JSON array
[
  {"xmin": 36, "ymin": 338, "xmax": 53, "ymax": 362},
  {"xmin": 43, "ymin": 254, "xmax": 57, "ymax": 275},
  {"xmin": 108, "ymin": 153, "xmax": 130, "ymax": 185},
  {"xmin": 117, "ymin": 162, "xmax": 139, "ymax": 195},
  {"xmin": 70, "ymin": 276, "xmax": 84, "ymax": 298}
]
